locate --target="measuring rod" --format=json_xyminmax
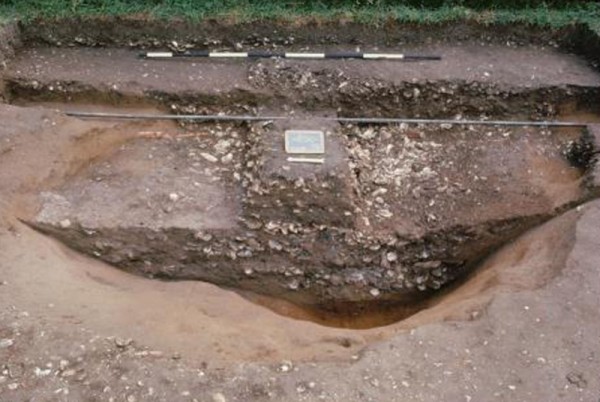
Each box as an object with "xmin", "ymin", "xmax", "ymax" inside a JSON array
[
  {"xmin": 139, "ymin": 50, "xmax": 442, "ymax": 61},
  {"xmin": 64, "ymin": 111, "xmax": 590, "ymax": 128}
]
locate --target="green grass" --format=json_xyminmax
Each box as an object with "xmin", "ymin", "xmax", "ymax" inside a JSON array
[{"xmin": 0, "ymin": 1, "xmax": 599, "ymax": 30}]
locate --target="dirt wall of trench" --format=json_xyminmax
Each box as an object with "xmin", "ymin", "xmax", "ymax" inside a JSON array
[
  {"xmin": 0, "ymin": 21, "xmax": 21, "ymax": 100},
  {"xmin": 9, "ymin": 17, "xmax": 600, "ymax": 74},
  {"xmin": 6, "ymin": 18, "xmax": 600, "ymax": 119},
  {"xmin": 13, "ymin": 17, "xmax": 599, "ymax": 51}
]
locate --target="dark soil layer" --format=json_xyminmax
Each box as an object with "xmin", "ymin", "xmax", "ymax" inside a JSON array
[
  {"xmin": 0, "ymin": 22, "xmax": 19, "ymax": 65},
  {"xmin": 14, "ymin": 17, "xmax": 599, "ymax": 51},
  {"xmin": 0, "ymin": 21, "xmax": 20, "ymax": 100}
]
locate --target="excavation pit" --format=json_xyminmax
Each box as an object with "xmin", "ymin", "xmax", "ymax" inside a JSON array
[
  {"xmin": 22, "ymin": 113, "xmax": 600, "ymax": 328},
  {"xmin": 2, "ymin": 21, "xmax": 600, "ymax": 331}
]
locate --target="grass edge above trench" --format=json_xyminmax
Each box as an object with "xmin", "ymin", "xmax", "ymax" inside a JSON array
[{"xmin": 0, "ymin": 3, "xmax": 599, "ymax": 32}]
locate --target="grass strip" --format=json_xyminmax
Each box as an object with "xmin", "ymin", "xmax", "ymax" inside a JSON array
[{"xmin": 0, "ymin": 1, "xmax": 598, "ymax": 30}]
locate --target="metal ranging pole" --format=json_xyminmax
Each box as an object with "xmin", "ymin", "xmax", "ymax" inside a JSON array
[
  {"xmin": 64, "ymin": 111, "xmax": 590, "ymax": 128},
  {"xmin": 139, "ymin": 50, "xmax": 442, "ymax": 61}
]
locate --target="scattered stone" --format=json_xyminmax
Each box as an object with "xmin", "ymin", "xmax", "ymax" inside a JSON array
[
  {"xmin": 34, "ymin": 367, "xmax": 51, "ymax": 377},
  {"xmin": 212, "ymin": 392, "xmax": 227, "ymax": 402},
  {"xmin": 369, "ymin": 288, "xmax": 381, "ymax": 297},
  {"xmin": 0, "ymin": 339, "xmax": 14, "ymax": 348},
  {"xmin": 566, "ymin": 371, "xmax": 587, "ymax": 389},
  {"xmin": 415, "ymin": 260, "xmax": 442, "ymax": 270},
  {"xmin": 378, "ymin": 209, "xmax": 393, "ymax": 218},
  {"xmin": 386, "ymin": 251, "xmax": 398, "ymax": 262},
  {"xmin": 372, "ymin": 188, "xmax": 388, "ymax": 196},
  {"xmin": 221, "ymin": 153, "xmax": 234, "ymax": 164},
  {"xmin": 195, "ymin": 231, "xmax": 213, "ymax": 242},
  {"xmin": 168, "ymin": 193, "xmax": 180, "ymax": 202},
  {"xmin": 268, "ymin": 240, "xmax": 283, "ymax": 251},
  {"xmin": 359, "ymin": 128, "xmax": 377, "ymax": 140},
  {"xmin": 59, "ymin": 219, "xmax": 71, "ymax": 228},
  {"xmin": 279, "ymin": 361, "xmax": 293, "ymax": 372},
  {"xmin": 115, "ymin": 338, "xmax": 133, "ymax": 348},
  {"xmin": 214, "ymin": 139, "xmax": 232, "ymax": 154},
  {"xmin": 243, "ymin": 218, "xmax": 262, "ymax": 230},
  {"xmin": 200, "ymin": 152, "xmax": 218, "ymax": 163}
]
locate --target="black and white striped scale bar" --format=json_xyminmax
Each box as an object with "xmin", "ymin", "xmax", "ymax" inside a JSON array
[{"xmin": 139, "ymin": 50, "xmax": 441, "ymax": 61}]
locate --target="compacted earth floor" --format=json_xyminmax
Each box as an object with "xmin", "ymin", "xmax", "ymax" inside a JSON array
[{"xmin": 1, "ymin": 34, "xmax": 600, "ymax": 402}]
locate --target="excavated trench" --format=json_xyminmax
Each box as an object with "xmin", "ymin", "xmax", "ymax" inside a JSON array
[{"xmin": 2, "ymin": 20, "xmax": 600, "ymax": 329}]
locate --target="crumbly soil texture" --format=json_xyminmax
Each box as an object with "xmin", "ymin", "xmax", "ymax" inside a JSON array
[{"xmin": 2, "ymin": 18, "xmax": 600, "ymax": 402}]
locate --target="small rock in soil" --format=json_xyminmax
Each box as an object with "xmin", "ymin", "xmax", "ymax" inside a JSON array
[
  {"xmin": 566, "ymin": 371, "xmax": 587, "ymax": 389},
  {"xmin": 0, "ymin": 338, "xmax": 14, "ymax": 348},
  {"xmin": 115, "ymin": 337, "xmax": 133, "ymax": 348},
  {"xmin": 212, "ymin": 393, "xmax": 227, "ymax": 402},
  {"xmin": 201, "ymin": 152, "xmax": 219, "ymax": 163},
  {"xmin": 386, "ymin": 251, "xmax": 398, "ymax": 262}
]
